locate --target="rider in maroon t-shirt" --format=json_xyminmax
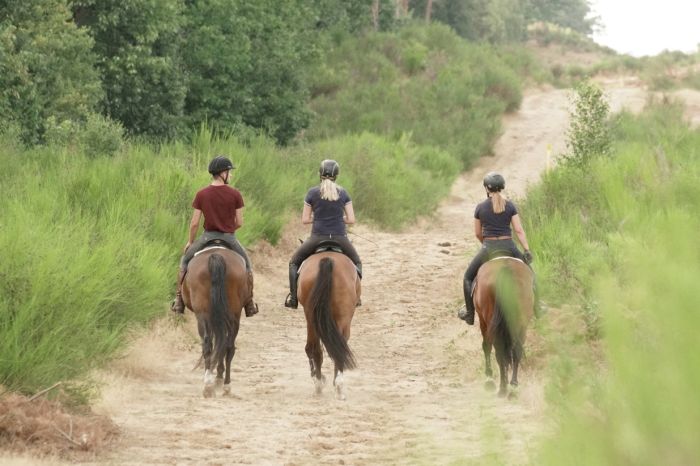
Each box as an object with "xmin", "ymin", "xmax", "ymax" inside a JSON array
[{"xmin": 170, "ymin": 156, "xmax": 258, "ymax": 317}]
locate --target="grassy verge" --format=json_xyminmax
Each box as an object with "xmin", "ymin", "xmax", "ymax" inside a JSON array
[{"xmin": 522, "ymin": 100, "xmax": 700, "ymax": 464}]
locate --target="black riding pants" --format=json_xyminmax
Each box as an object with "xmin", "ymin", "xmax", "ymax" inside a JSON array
[
  {"xmin": 180, "ymin": 230, "xmax": 251, "ymax": 272},
  {"xmin": 290, "ymin": 234, "xmax": 361, "ymax": 267},
  {"xmin": 464, "ymin": 239, "xmax": 526, "ymax": 283}
]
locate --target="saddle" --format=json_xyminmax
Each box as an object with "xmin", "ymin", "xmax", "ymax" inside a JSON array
[
  {"xmin": 314, "ymin": 240, "xmax": 344, "ymax": 254},
  {"xmin": 193, "ymin": 239, "xmax": 235, "ymax": 258},
  {"xmin": 298, "ymin": 240, "xmax": 362, "ymax": 278},
  {"xmin": 471, "ymin": 255, "xmax": 528, "ymax": 297}
]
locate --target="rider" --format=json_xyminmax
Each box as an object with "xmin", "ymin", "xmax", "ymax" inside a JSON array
[
  {"xmin": 171, "ymin": 155, "xmax": 259, "ymax": 317},
  {"xmin": 284, "ymin": 159, "xmax": 362, "ymax": 309},
  {"xmin": 460, "ymin": 172, "xmax": 533, "ymax": 325}
]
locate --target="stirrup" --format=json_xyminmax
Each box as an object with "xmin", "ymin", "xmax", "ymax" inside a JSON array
[{"xmin": 284, "ymin": 293, "xmax": 298, "ymax": 309}]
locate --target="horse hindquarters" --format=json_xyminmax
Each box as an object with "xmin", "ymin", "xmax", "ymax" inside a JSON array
[{"xmin": 311, "ymin": 257, "xmax": 356, "ymax": 373}]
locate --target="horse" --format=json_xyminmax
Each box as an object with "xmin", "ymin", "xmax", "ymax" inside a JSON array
[
  {"xmin": 473, "ymin": 257, "xmax": 535, "ymax": 397},
  {"xmin": 182, "ymin": 247, "xmax": 250, "ymax": 398},
  {"xmin": 297, "ymin": 252, "xmax": 361, "ymax": 400}
]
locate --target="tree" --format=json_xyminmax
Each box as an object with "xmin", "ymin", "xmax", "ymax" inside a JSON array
[
  {"xmin": 563, "ymin": 81, "xmax": 611, "ymax": 168},
  {"xmin": 523, "ymin": 0, "xmax": 598, "ymax": 35},
  {"xmin": 0, "ymin": 0, "xmax": 102, "ymax": 144},
  {"xmin": 182, "ymin": 0, "xmax": 315, "ymax": 144},
  {"xmin": 72, "ymin": 0, "xmax": 187, "ymax": 138}
]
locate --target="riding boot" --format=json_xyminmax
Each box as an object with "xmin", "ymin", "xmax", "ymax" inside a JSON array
[
  {"xmin": 284, "ymin": 263, "xmax": 299, "ymax": 309},
  {"xmin": 460, "ymin": 278, "xmax": 475, "ymax": 325},
  {"xmin": 243, "ymin": 271, "xmax": 259, "ymax": 317},
  {"xmin": 170, "ymin": 268, "xmax": 186, "ymax": 314}
]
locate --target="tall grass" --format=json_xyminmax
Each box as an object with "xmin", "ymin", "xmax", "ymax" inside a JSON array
[{"xmin": 523, "ymin": 101, "xmax": 700, "ymax": 464}]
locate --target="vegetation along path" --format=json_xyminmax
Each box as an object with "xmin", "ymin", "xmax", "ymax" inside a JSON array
[{"xmin": 77, "ymin": 83, "xmax": 698, "ymax": 465}]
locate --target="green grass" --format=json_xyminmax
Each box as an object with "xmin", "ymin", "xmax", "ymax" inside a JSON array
[{"xmin": 523, "ymin": 100, "xmax": 700, "ymax": 465}]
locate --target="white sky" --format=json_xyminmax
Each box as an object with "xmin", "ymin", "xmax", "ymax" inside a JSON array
[{"xmin": 590, "ymin": 0, "xmax": 700, "ymax": 56}]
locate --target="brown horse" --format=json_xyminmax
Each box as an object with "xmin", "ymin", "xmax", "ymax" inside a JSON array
[
  {"xmin": 182, "ymin": 247, "xmax": 250, "ymax": 398},
  {"xmin": 298, "ymin": 252, "xmax": 360, "ymax": 400},
  {"xmin": 473, "ymin": 257, "xmax": 535, "ymax": 397}
]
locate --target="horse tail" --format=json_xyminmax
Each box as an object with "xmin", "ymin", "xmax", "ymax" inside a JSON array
[
  {"xmin": 488, "ymin": 294, "xmax": 514, "ymax": 369},
  {"xmin": 311, "ymin": 257, "xmax": 356, "ymax": 371},
  {"xmin": 208, "ymin": 253, "xmax": 235, "ymax": 364},
  {"xmin": 488, "ymin": 265, "xmax": 526, "ymax": 370}
]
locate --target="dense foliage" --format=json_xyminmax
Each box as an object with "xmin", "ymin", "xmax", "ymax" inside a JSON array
[
  {"xmin": 0, "ymin": 0, "xmax": 596, "ymax": 144},
  {"xmin": 0, "ymin": 0, "xmax": 102, "ymax": 144}
]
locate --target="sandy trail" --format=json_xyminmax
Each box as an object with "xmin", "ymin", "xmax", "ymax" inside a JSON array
[{"xmin": 7, "ymin": 84, "xmax": 700, "ymax": 466}]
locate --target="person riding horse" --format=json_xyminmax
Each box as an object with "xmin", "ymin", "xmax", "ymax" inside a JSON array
[
  {"xmin": 285, "ymin": 159, "xmax": 362, "ymax": 309},
  {"xmin": 171, "ymin": 155, "xmax": 258, "ymax": 317},
  {"xmin": 460, "ymin": 172, "xmax": 533, "ymax": 325}
]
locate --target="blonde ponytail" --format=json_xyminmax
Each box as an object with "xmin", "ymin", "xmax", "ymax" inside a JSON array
[
  {"xmin": 490, "ymin": 192, "xmax": 506, "ymax": 214},
  {"xmin": 320, "ymin": 178, "xmax": 340, "ymax": 201}
]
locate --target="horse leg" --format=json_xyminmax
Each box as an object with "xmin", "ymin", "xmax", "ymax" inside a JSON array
[
  {"xmin": 334, "ymin": 322, "xmax": 352, "ymax": 401},
  {"xmin": 198, "ymin": 317, "xmax": 216, "ymax": 398},
  {"xmin": 494, "ymin": 343, "xmax": 508, "ymax": 397},
  {"xmin": 222, "ymin": 319, "xmax": 239, "ymax": 397},
  {"xmin": 216, "ymin": 360, "xmax": 225, "ymax": 387},
  {"xmin": 482, "ymin": 338, "xmax": 496, "ymax": 392},
  {"xmin": 305, "ymin": 326, "xmax": 324, "ymax": 396},
  {"xmin": 483, "ymin": 339, "xmax": 493, "ymax": 378},
  {"xmin": 222, "ymin": 346, "xmax": 235, "ymax": 396}
]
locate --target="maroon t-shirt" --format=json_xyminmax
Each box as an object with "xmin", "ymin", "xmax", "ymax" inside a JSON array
[{"xmin": 192, "ymin": 185, "xmax": 244, "ymax": 233}]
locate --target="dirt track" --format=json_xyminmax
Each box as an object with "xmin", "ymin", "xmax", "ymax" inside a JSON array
[{"xmin": 6, "ymin": 84, "xmax": 700, "ymax": 466}]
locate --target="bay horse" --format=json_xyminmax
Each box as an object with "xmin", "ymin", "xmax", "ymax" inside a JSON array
[
  {"xmin": 182, "ymin": 247, "xmax": 250, "ymax": 398},
  {"xmin": 473, "ymin": 257, "xmax": 535, "ymax": 397},
  {"xmin": 297, "ymin": 251, "xmax": 361, "ymax": 400}
]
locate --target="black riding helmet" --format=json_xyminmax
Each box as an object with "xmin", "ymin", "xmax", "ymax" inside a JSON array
[
  {"xmin": 319, "ymin": 159, "xmax": 340, "ymax": 180},
  {"xmin": 483, "ymin": 172, "xmax": 505, "ymax": 192},
  {"xmin": 208, "ymin": 155, "xmax": 235, "ymax": 175}
]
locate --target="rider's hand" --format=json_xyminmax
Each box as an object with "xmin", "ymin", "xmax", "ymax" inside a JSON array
[
  {"xmin": 183, "ymin": 242, "xmax": 192, "ymax": 253},
  {"xmin": 523, "ymin": 250, "xmax": 533, "ymax": 264}
]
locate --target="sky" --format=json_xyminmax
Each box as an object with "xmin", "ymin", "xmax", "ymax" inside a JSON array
[{"xmin": 590, "ymin": 0, "xmax": 700, "ymax": 57}]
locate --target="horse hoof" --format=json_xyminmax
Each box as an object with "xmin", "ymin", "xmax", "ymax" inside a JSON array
[
  {"xmin": 484, "ymin": 379, "xmax": 496, "ymax": 392},
  {"xmin": 498, "ymin": 389, "xmax": 508, "ymax": 398},
  {"xmin": 215, "ymin": 377, "xmax": 224, "ymax": 387},
  {"xmin": 203, "ymin": 385, "xmax": 215, "ymax": 398},
  {"xmin": 222, "ymin": 384, "xmax": 231, "ymax": 396},
  {"xmin": 507, "ymin": 389, "xmax": 518, "ymax": 400},
  {"xmin": 335, "ymin": 390, "xmax": 346, "ymax": 401}
]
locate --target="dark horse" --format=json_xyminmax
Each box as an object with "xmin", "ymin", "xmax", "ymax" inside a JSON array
[
  {"xmin": 298, "ymin": 252, "xmax": 361, "ymax": 400},
  {"xmin": 182, "ymin": 247, "xmax": 249, "ymax": 398},
  {"xmin": 473, "ymin": 257, "xmax": 535, "ymax": 397}
]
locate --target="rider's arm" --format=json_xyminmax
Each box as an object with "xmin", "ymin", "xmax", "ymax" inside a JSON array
[
  {"xmin": 187, "ymin": 209, "xmax": 203, "ymax": 246},
  {"xmin": 343, "ymin": 202, "xmax": 356, "ymax": 225},
  {"xmin": 474, "ymin": 218, "xmax": 483, "ymax": 243},
  {"xmin": 235, "ymin": 207, "xmax": 243, "ymax": 230},
  {"xmin": 301, "ymin": 204, "xmax": 313, "ymax": 224},
  {"xmin": 511, "ymin": 214, "xmax": 530, "ymax": 251}
]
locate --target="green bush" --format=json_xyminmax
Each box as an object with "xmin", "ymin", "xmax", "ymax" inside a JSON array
[
  {"xmin": 561, "ymin": 81, "xmax": 612, "ymax": 168},
  {"xmin": 307, "ymin": 24, "xmax": 524, "ymax": 168}
]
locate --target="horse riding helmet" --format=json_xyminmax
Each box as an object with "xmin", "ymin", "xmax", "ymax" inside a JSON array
[
  {"xmin": 208, "ymin": 155, "xmax": 235, "ymax": 175},
  {"xmin": 319, "ymin": 159, "xmax": 340, "ymax": 180},
  {"xmin": 483, "ymin": 172, "xmax": 505, "ymax": 192}
]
